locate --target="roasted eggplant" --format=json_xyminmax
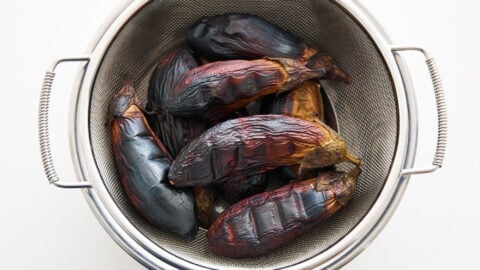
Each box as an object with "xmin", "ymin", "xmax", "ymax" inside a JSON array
[
  {"xmin": 168, "ymin": 115, "xmax": 362, "ymax": 187},
  {"xmin": 110, "ymin": 77, "xmax": 198, "ymax": 240},
  {"xmin": 165, "ymin": 58, "xmax": 347, "ymax": 121},
  {"xmin": 186, "ymin": 13, "xmax": 317, "ymax": 63},
  {"xmin": 208, "ymin": 167, "xmax": 361, "ymax": 257}
]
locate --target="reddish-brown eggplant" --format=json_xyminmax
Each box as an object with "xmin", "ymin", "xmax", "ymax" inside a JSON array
[
  {"xmin": 146, "ymin": 47, "xmax": 206, "ymax": 157},
  {"xmin": 208, "ymin": 167, "xmax": 361, "ymax": 258},
  {"xmin": 110, "ymin": 77, "xmax": 198, "ymax": 240},
  {"xmin": 168, "ymin": 115, "xmax": 362, "ymax": 187},
  {"xmin": 165, "ymin": 58, "xmax": 345, "ymax": 121},
  {"xmin": 186, "ymin": 13, "xmax": 318, "ymax": 63}
]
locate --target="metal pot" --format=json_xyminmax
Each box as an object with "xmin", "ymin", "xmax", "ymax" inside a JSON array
[{"xmin": 39, "ymin": 0, "xmax": 447, "ymax": 269}]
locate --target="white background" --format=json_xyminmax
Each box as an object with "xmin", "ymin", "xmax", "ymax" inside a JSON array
[{"xmin": 0, "ymin": 0, "xmax": 478, "ymax": 269}]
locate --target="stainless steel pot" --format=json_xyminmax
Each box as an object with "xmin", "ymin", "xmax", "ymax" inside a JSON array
[{"xmin": 39, "ymin": 0, "xmax": 447, "ymax": 269}]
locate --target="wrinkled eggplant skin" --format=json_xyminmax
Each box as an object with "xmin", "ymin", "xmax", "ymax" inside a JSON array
[
  {"xmin": 208, "ymin": 167, "xmax": 361, "ymax": 258},
  {"xmin": 217, "ymin": 98, "xmax": 268, "ymax": 204},
  {"xmin": 165, "ymin": 58, "xmax": 325, "ymax": 121},
  {"xmin": 168, "ymin": 115, "xmax": 361, "ymax": 187},
  {"xmin": 147, "ymin": 47, "xmax": 198, "ymax": 110},
  {"xmin": 146, "ymin": 47, "xmax": 206, "ymax": 157},
  {"xmin": 217, "ymin": 174, "xmax": 267, "ymax": 204},
  {"xmin": 186, "ymin": 13, "xmax": 317, "ymax": 62},
  {"xmin": 110, "ymin": 82, "xmax": 198, "ymax": 241}
]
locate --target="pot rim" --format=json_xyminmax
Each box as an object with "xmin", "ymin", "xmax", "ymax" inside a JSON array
[{"xmin": 68, "ymin": 0, "xmax": 418, "ymax": 269}]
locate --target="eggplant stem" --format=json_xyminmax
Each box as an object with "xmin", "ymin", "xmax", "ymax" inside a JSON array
[{"xmin": 345, "ymin": 151, "xmax": 364, "ymax": 166}]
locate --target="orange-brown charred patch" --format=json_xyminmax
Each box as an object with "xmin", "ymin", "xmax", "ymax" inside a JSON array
[
  {"xmin": 279, "ymin": 80, "xmax": 324, "ymax": 122},
  {"xmin": 194, "ymin": 185, "xmax": 217, "ymax": 228}
]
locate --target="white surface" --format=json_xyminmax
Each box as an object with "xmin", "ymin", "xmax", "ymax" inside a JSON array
[{"xmin": 0, "ymin": 0, "xmax": 478, "ymax": 269}]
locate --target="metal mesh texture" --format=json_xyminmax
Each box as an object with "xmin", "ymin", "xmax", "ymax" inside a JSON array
[{"xmin": 89, "ymin": 0, "xmax": 398, "ymax": 268}]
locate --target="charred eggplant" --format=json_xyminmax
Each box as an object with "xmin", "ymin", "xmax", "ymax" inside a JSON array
[
  {"xmin": 208, "ymin": 167, "xmax": 361, "ymax": 257},
  {"xmin": 168, "ymin": 115, "xmax": 362, "ymax": 187},
  {"xmin": 110, "ymin": 77, "xmax": 198, "ymax": 240}
]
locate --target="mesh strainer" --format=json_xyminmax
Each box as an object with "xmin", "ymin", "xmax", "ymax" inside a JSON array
[{"xmin": 39, "ymin": 0, "xmax": 447, "ymax": 269}]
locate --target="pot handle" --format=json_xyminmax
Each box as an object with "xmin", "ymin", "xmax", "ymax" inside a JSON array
[
  {"xmin": 391, "ymin": 46, "xmax": 448, "ymax": 176},
  {"xmin": 39, "ymin": 56, "xmax": 92, "ymax": 188}
]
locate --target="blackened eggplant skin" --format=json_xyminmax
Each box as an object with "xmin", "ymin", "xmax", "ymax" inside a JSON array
[
  {"xmin": 168, "ymin": 115, "xmax": 362, "ymax": 187},
  {"xmin": 186, "ymin": 13, "xmax": 318, "ymax": 63},
  {"xmin": 217, "ymin": 174, "xmax": 267, "ymax": 204},
  {"xmin": 208, "ymin": 167, "xmax": 361, "ymax": 258},
  {"xmin": 165, "ymin": 58, "xmax": 333, "ymax": 121},
  {"xmin": 110, "ymin": 78, "xmax": 198, "ymax": 240},
  {"xmin": 147, "ymin": 47, "xmax": 198, "ymax": 110},
  {"xmin": 146, "ymin": 47, "xmax": 206, "ymax": 157}
]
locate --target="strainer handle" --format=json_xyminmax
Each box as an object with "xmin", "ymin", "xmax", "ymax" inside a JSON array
[
  {"xmin": 391, "ymin": 46, "xmax": 448, "ymax": 175},
  {"xmin": 39, "ymin": 56, "xmax": 92, "ymax": 188}
]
